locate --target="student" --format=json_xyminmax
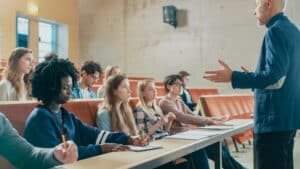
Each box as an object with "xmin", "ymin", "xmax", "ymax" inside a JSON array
[
  {"xmin": 0, "ymin": 48, "xmax": 33, "ymax": 101},
  {"xmin": 24, "ymin": 59, "xmax": 147, "ymax": 160},
  {"xmin": 178, "ymin": 70, "xmax": 197, "ymax": 111},
  {"xmin": 0, "ymin": 112, "xmax": 78, "ymax": 169},
  {"xmin": 133, "ymin": 79, "xmax": 176, "ymax": 140},
  {"xmin": 160, "ymin": 74, "xmax": 246, "ymax": 169},
  {"xmin": 97, "ymin": 65, "xmax": 121, "ymax": 98},
  {"xmin": 72, "ymin": 61, "xmax": 102, "ymax": 99},
  {"xmin": 134, "ymin": 79, "xmax": 208, "ymax": 169},
  {"xmin": 96, "ymin": 74, "xmax": 138, "ymax": 136}
]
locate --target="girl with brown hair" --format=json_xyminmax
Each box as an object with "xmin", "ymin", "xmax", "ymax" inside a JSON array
[
  {"xmin": 97, "ymin": 74, "xmax": 138, "ymax": 136},
  {"xmin": 0, "ymin": 47, "xmax": 33, "ymax": 101}
]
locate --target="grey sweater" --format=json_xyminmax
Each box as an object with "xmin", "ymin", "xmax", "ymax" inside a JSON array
[{"xmin": 0, "ymin": 112, "xmax": 60, "ymax": 169}]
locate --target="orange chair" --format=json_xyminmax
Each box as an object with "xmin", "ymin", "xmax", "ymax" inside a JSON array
[
  {"xmin": 188, "ymin": 88, "xmax": 219, "ymax": 116},
  {"xmin": 129, "ymin": 80, "xmax": 138, "ymax": 97},
  {"xmin": 200, "ymin": 94, "xmax": 254, "ymax": 151},
  {"xmin": 128, "ymin": 77, "xmax": 154, "ymax": 81},
  {"xmin": 188, "ymin": 88, "xmax": 219, "ymax": 103},
  {"xmin": 129, "ymin": 97, "xmax": 139, "ymax": 110},
  {"xmin": 155, "ymin": 81, "xmax": 164, "ymax": 87},
  {"xmin": 156, "ymin": 86, "xmax": 166, "ymax": 97}
]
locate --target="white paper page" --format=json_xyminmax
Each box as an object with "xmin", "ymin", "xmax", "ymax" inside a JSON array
[
  {"xmin": 128, "ymin": 144, "xmax": 162, "ymax": 152},
  {"xmin": 224, "ymin": 119, "xmax": 252, "ymax": 126},
  {"xmin": 198, "ymin": 125, "xmax": 234, "ymax": 130},
  {"xmin": 166, "ymin": 130, "xmax": 218, "ymax": 140}
]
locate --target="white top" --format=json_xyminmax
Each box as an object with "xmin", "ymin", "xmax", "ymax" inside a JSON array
[
  {"xmin": 0, "ymin": 79, "xmax": 27, "ymax": 101},
  {"xmin": 81, "ymin": 88, "xmax": 91, "ymax": 99}
]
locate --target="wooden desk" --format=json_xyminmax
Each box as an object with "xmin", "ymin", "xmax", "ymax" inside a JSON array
[{"xmin": 54, "ymin": 119, "xmax": 253, "ymax": 169}]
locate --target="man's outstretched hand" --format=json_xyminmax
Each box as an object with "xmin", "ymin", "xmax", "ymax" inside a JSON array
[{"xmin": 203, "ymin": 59, "xmax": 232, "ymax": 83}]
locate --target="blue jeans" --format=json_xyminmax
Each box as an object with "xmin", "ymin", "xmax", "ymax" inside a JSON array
[{"xmin": 254, "ymin": 130, "xmax": 296, "ymax": 169}]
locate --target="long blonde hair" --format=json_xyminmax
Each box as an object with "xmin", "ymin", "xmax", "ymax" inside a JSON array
[
  {"xmin": 4, "ymin": 47, "xmax": 32, "ymax": 98},
  {"xmin": 136, "ymin": 80, "xmax": 163, "ymax": 119},
  {"xmin": 101, "ymin": 74, "xmax": 138, "ymax": 135}
]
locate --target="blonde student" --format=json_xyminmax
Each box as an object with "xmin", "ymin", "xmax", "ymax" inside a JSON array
[{"xmin": 133, "ymin": 79, "xmax": 175, "ymax": 140}]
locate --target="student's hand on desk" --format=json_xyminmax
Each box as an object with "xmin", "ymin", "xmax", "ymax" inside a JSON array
[
  {"xmin": 203, "ymin": 59, "xmax": 232, "ymax": 83},
  {"xmin": 205, "ymin": 117, "xmax": 226, "ymax": 126},
  {"xmin": 101, "ymin": 143, "xmax": 129, "ymax": 153},
  {"xmin": 54, "ymin": 140, "xmax": 78, "ymax": 164},
  {"xmin": 211, "ymin": 116, "xmax": 228, "ymax": 122},
  {"xmin": 128, "ymin": 134, "xmax": 149, "ymax": 146}
]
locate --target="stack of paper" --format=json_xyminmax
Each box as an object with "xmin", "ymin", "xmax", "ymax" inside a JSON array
[{"xmin": 166, "ymin": 130, "xmax": 218, "ymax": 140}]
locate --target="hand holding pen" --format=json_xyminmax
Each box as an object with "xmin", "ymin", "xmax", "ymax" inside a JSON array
[
  {"xmin": 54, "ymin": 140, "xmax": 78, "ymax": 164},
  {"xmin": 128, "ymin": 131, "xmax": 149, "ymax": 146}
]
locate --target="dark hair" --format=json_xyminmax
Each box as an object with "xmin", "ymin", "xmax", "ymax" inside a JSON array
[
  {"xmin": 80, "ymin": 61, "xmax": 102, "ymax": 75},
  {"xmin": 178, "ymin": 70, "xmax": 191, "ymax": 78},
  {"xmin": 31, "ymin": 59, "xmax": 78, "ymax": 106},
  {"xmin": 44, "ymin": 53, "xmax": 58, "ymax": 62},
  {"xmin": 163, "ymin": 74, "xmax": 183, "ymax": 93}
]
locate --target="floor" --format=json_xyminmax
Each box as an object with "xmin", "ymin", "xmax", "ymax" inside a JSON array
[{"xmin": 209, "ymin": 135, "xmax": 300, "ymax": 169}]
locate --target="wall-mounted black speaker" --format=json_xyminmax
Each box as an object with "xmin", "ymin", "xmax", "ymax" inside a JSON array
[{"xmin": 163, "ymin": 5, "xmax": 177, "ymax": 28}]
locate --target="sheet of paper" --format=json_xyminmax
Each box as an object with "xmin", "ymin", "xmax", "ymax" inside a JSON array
[
  {"xmin": 128, "ymin": 144, "xmax": 162, "ymax": 152},
  {"xmin": 166, "ymin": 130, "xmax": 218, "ymax": 140},
  {"xmin": 224, "ymin": 119, "xmax": 252, "ymax": 126},
  {"xmin": 198, "ymin": 125, "xmax": 234, "ymax": 130}
]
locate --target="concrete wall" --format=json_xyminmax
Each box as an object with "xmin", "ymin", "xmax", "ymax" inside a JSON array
[
  {"xmin": 0, "ymin": 0, "xmax": 79, "ymax": 64},
  {"xmin": 80, "ymin": 0, "xmax": 300, "ymax": 93}
]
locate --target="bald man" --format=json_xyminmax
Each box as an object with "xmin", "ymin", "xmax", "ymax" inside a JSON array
[{"xmin": 203, "ymin": 0, "xmax": 300, "ymax": 169}]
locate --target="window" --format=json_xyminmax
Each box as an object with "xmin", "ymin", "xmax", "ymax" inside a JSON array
[
  {"xmin": 16, "ymin": 17, "xmax": 29, "ymax": 47},
  {"xmin": 38, "ymin": 22, "xmax": 57, "ymax": 62}
]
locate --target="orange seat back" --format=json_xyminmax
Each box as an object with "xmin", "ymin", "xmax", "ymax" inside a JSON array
[
  {"xmin": 200, "ymin": 94, "xmax": 254, "ymax": 144},
  {"xmin": 189, "ymin": 88, "xmax": 219, "ymax": 103},
  {"xmin": 156, "ymin": 86, "xmax": 166, "ymax": 97},
  {"xmin": 129, "ymin": 80, "xmax": 138, "ymax": 97}
]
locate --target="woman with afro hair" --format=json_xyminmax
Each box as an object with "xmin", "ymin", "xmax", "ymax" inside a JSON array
[{"xmin": 24, "ymin": 58, "xmax": 148, "ymax": 160}]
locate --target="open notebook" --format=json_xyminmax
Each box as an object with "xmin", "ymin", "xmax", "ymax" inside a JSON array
[
  {"xmin": 166, "ymin": 130, "xmax": 217, "ymax": 140},
  {"xmin": 198, "ymin": 125, "xmax": 234, "ymax": 130},
  {"xmin": 128, "ymin": 144, "xmax": 162, "ymax": 152}
]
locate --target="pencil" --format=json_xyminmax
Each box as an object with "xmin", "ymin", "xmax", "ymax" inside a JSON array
[{"xmin": 61, "ymin": 133, "xmax": 68, "ymax": 149}]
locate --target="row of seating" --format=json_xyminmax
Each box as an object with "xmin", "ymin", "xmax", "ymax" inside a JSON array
[
  {"xmin": 0, "ymin": 98, "xmax": 128, "ymax": 169},
  {"xmin": 199, "ymin": 94, "xmax": 254, "ymax": 150},
  {"xmin": 0, "ymin": 89, "xmax": 254, "ymax": 169}
]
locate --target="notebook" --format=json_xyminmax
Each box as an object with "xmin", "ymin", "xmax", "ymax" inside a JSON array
[
  {"xmin": 198, "ymin": 125, "xmax": 234, "ymax": 130},
  {"xmin": 128, "ymin": 144, "xmax": 162, "ymax": 152},
  {"xmin": 166, "ymin": 130, "xmax": 217, "ymax": 140}
]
